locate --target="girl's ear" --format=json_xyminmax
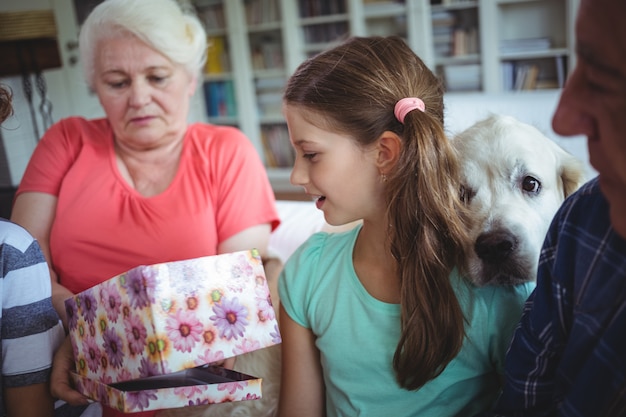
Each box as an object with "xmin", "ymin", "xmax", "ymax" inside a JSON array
[{"xmin": 376, "ymin": 131, "xmax": 402, "ymax": 174}]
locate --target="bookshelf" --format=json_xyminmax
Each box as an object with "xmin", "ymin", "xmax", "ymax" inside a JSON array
[
  {"xmin": 484, "ymin": 0, "xmax": 577, "ymax": 92},
  {"xmin": 190, "ymin": 0, "xmax": 579, "ymax": 193}
]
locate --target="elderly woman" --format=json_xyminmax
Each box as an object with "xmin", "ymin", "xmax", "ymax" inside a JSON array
[{"xmin": 10, "ymin": 0, "xmax": 279, "ymax": 416}]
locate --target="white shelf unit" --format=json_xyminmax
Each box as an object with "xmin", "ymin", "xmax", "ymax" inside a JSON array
[{"xmin": 191, "ymin": 0, "xmax": 579, "ymax": 193}]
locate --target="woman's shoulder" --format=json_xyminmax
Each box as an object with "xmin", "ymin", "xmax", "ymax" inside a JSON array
[
  {"xmin": 43, "ymin": 117, "xmax": 111, "ymax": 144},
  {"xmin": 187, "ymin": 123, "xmax": 250, "ymax": 147}
]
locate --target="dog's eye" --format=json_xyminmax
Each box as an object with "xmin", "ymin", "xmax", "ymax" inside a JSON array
[
  {"xmin": 522, "ymin": 176, "xmax": 541, "ymax": 194},
  {"xmin": 460, "ymin": 185, "xmax": 475, "ymax": 204}
]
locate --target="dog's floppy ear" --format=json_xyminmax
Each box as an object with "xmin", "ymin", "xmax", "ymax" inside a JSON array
[{"xmin": 558, "ymin": 151, "xmax": 586, "ymax": 198}]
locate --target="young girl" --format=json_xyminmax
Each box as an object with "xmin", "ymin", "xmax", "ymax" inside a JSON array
[{"xmin": 277, "ymin": 36, "xmax": 534, "ymax": 417}]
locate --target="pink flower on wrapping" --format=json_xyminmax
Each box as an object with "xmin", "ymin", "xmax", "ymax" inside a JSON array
[
  {"xmin": 102, "ymin": 328, "xmax": 125, "ymax": 368},
  {"xmin": 210, "ymin": 297, "xmax": 248, "ymax": 340},
  {"xmin": 99, "ymin": 282, "xmax": 122, "ymax": 323},
  {"xmin": 96, "ymin": 382, "xmax": 109, "ymax": 404},
  {"xmin": 194, "ymin": 349, "xmax": 227, "ymax": 367},
  {"xmin": 218, "ymin": 380, "xmax": 246, "ymax": 395},
  {"xmin": 255, "ymin": 286, "xmax": 275, "ymax": 322},
  {"xmin": 126, "ymin": 389, "xmax": 158, "ymax": 411},
  {"xmin": 173, "ymin": 384, "xmax": 203, "ymax": 398},
  {"xmin": 231, "ymin": 256, "xmax": 254, "ymax": 279},
  {"xmin": 116, "ymin": 368, "xmax": 133, "ymax": 383},
  {"xmin": 233, "ymin": 338, "xmax": 261, "ymax": 356},
  {"xmin": 124, "ymin": 313, "xmax": 147, "ymax": 356},
  {"xmin": 82, "ymin": 337, "xmax": 102, "ymax": 373},
  {"xmin": 166, "ymin": 309, "xmax": 203, "ymax": 353}
]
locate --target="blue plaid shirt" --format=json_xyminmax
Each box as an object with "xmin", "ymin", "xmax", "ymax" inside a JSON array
[{"xmin": 482, "ymin": 177, "xmax": 626, "ymax": 417}]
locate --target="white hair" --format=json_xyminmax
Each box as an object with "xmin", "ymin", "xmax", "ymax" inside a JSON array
[{"xmin": 79, "ymin": 0, "xmax": 207, "ymax": 89}]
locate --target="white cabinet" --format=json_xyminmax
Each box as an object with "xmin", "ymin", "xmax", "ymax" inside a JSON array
[{"xmin": 192, "ymin": 0, "xmax": 582, "ymax": 192}]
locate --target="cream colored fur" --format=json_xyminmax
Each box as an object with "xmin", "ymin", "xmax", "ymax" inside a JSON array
[{"xmin": 451, "ymin": 114, "xmax": 585, "ymax": 286}]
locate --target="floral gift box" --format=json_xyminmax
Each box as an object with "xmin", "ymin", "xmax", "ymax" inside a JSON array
[{"xmin": 64, "ymin": 249, "xmax": 281, "ymax": 413}]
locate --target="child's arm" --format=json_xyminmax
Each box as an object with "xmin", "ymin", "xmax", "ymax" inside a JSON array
[
  {"xmin": 277, "ymin": 304, "xmax": 326, "ymax": 417},
  {"xmin": 4, "ymin": 383, "xmax": 55, "ymax": 417}
]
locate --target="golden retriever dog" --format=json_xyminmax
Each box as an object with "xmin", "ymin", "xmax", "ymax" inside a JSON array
[{"xmin": 451, "ymin": 114, "xmax": 585, "ymax": 286}]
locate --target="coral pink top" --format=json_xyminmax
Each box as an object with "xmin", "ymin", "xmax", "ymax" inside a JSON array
[{"xmin": 18, "ymin": 117, "xmax": 280, "ymax": 295}]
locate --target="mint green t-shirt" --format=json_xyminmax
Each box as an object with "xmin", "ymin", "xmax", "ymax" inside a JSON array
[{"xmin": 278, "ymin": 225, "xmax": 534, "ymax": 417}]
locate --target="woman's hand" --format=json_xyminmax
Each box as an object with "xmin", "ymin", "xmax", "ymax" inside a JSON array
[{"xmin": 50, "ymin": 337, "xmax": 91, "ymax": 406}]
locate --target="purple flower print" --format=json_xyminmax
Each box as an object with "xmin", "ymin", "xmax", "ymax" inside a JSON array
[
  {"xmin": 78, "ymin": 292, "xmax": 98, "ymax": 325},
  {"xmin": 270, "ymin": 323, "xmax": 282, "ymax": 344},
  {"xmin": 244, "ymin": 392, "xmax": 261, "ymax": 401},
  {"xmin": 66, "ymin": 301, "xmax": 79, "ymax": 330},
  {"xmin": 82, "ymin": 337, "xmax": 102, "ymax": 373},
  {"xmin": 166, "ymin": 308, "xmax": 203, "ymax": 353},
  {"xmin": 124, "ymin": 313, "xmax": 147, "ymax": 356},
  {"xmin": 123, "ymin": 268, "xmax": 151, "ymax": 309},
  {"xmin": 188, "ymin": 398, "xmax": 211, "ymax": 406},
  {"xmin": 210, "ymin": 297, "xmax": 249, "ymax": 340},
  {"xmin": 99, "ymin": 282, "xmax": 122, "ymax": 323},
  {"xmin": 126, "ymin": 389, "xmax": 158, "ymax": 411},
  {"xmin": 102, "ymin": 328, "xmax": 125, "ymax": 368},
  {"xmin": 138, "ymin": 356, "xmax": 162, "ymax": 378}
]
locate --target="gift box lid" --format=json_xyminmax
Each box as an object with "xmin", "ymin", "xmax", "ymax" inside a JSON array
[
  {"xmin": 65, "ymin": 249, "xmax": 281, "ymax": 384},
  {"xmin": 71, "ymin": 365, "xmax": 263, "ymax": 413}
]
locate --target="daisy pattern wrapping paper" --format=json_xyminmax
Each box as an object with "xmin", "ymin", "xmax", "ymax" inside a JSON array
[{"xmin": 64, "ymin": 249, "xmax": 281, "ymax": 388}]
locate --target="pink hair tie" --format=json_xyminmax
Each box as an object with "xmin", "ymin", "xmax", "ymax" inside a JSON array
[{"xmin": 394, "ymin": 97, "xmax": 425, "ymax": 124}]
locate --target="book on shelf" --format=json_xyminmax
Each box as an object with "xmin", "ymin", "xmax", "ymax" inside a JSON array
[
  {"xmin": 205, "ymin": 36, "xmax": 229, "ymax": 74},
  {"xmin": 555, "ymin": 54, "xmax": 565, "ymax": 88},
  {"xmin": 245, "ymin": 0, "xmax": 280, "ymax": 25},
  {"xmin": 502, "ymin": 56, "xmax": 565, "ymax": 91},
  {"xmin": 203, "ymin": 80, "xmax": 237, "ymax": 118},
  {"xmin": 451, "ymin": 27, "xmax": 478, "ymax": 56},
  {"xmin": 195, "ymin": 2, "xmax": 225, "ymax": 31},
  {"xmin": 261, "ymin": 125, "xmax": 294, "ymax": 168},
  {"xmin": 250, "ymin": 40, "xmax": 284, "ymax": 70}
]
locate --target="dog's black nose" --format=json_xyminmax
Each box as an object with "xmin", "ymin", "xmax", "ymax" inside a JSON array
[{"xmin": 475, "ymin": 232, "xmax": 517, "ymax": 264}]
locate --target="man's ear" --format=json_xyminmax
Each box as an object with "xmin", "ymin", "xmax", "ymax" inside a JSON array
[{"xmin": 376, "ymin": 131, "xmax": 402, "ymax": 174}]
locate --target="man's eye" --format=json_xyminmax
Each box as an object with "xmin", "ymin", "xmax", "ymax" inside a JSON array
[{"xmin": 303, "ymin": 153, "xmax": 317, "ymax": 160}]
